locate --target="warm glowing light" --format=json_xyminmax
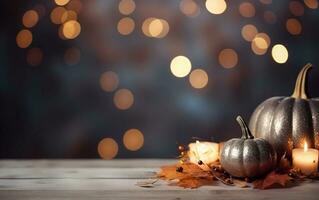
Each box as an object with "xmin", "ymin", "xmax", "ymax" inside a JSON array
[
  {"xmin": 98, "ymin": 138, "xmax": 118, "ymax": 159},
  {"xmin": 16, "ymin": 29, "xmax": 32, "ymax": 48},
  {"xmin": 114, "ymin": 89, "xmax": 134, "ymax": 110},
  {"xmin": 218, "ymin": 49, "xmax": 238, "ymax": 69},
  {"xmin": 286, "ymin": 18, "xmax": 302, "ymax": 35},
  {"xmin": 149, "ymin": 19, "xmax": 163, "ymax": 37},
  {"xmin": 61, "ymin": 10, "xmax": 78, "ymax": 23},
  {"xmin": 100, "ymin": 71, "xmax": 119, "ymax": 92},
  {"xmin": 117, "ymin": 17, "xmax": 135, "ymax": 35},
  {"xmin": 263, "ymin": 11, "xmax": 277, "ymax": 24},
  {"xmin": 118, "ymin": 0, "xmax": 136, "ymax": 15},
  {"xmin": 189, "ymin": 69, "xmax": 209, "ymax": 89},
  {"xmin": 22, "ymin": 10, "xmax": 39, "ymax": 28},
  {"xmin": 26, "ymin": 48, "xmax": 43, "ymax": 67},
  {"xmin": 62, "ymin": 20, "xmax": 81, "ymax": 39},
  {"xmin": 239, "ymin": 2, "xmax": 255, "ymax": 18},
  {"xmin": 251, "ymin": 33, "xmax": 271, "ymax": 55},
  {"xmin": 205, "ymin": 0, "xmax": 227, "ymax": 15},
  {"xmin": 170, "ymin": 55, "xmax": 192, "ymax": 77},
  {"xmin": 64, "ymin": 47, "xmax": 81, "ymax": 65},
  {"xmin": 123, "ymin": 129, "xmax": 144, "ymax": 151},
  {"xmin": 304, "ymin": 142, "xmax": 308, "ymax": 152},
  {"xmin": 271, "ymin": 44, "xmax": 289, "ymax": 64},
  {"xmin": 188, "ymin": 141, "xmax": 219, "ymax": 171},
  {"xmin": 180, "ymin": 0, "xmax": 200, "ymax": 17},
  {"xmin": 55, "ymin": 0, "xmax": 70, "ymax": 6},
  {"xmin": 304, "ymin": 0, "xmax": 318, "ymax": 9},
  {"xmin": 241, "ymin": 24, "xmax": 258, "ymax": 42},
  {"xmin": 50, "ymin": 7, "xmax": 67, "ymax": 24},
  {"xmin": 289, "ymin": 1, "xmax": 305, "ymax": 16},
  {"xmin": 142, "ymin": 18, "xmax": 169, "ymax": 38}
]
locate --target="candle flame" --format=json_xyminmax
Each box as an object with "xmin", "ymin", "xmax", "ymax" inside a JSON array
[{"xmin": 304, "ymin": 141, "xmax": 308, "ymax": 152}]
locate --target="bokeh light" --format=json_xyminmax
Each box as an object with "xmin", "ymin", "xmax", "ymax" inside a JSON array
[
  {"xmin": 239, "ymin": 2, "xmax": 255, "ymax": 18},
  {"xmin": 61, "ymin": 10, "xmax": 78, "ymax": 23},
  {"xmin": 117, "ymin": 17, "xmax": 135, "ymax": 35},
  {"xmin": 114, "ymin": 89, "xmax": 134, "ymax": 110},
  {"xmin": 123, "ymin": 129, "xmax": 144, "ymax": 151},
  {"xmin": 64, "ymin": 47, "xmax": 81, "ymax": 65},
  {"xmin": 62, "ymin": 20, "xmax": 81, "ymax": 39},
  {"xmin": 189, "ymin": 69, "xmax": 209, "ymax": 89},
  {"xmin": 170, "ymin": 55, "xmax": 192, "ymax": 77},
  {"xmin": 241, "ymin": 24, "xmax": 258, "ymax": 42},
  {"xmin": 289, "ymin": 1, "xmax": 305, "ymax": 16},
  {"xmin": 26, "ymin": 48, "xmax": 43, "ymax": 67},
  {"xmin": 271, "ymin": 44, "xmax": 289, "ymax": 64},
  {"xmin": 97, "ymin": 138, "xmax": 118, "ymax": 159},
  {"xmin": 55, "ymin": 0, "xmax": 70, "ymax": 6},
  {"xmin": 118, "ymin": 0, "xmax": 136, "ymax": 15},
  {"xmin": 286, "ymin": 18, "xmax": 302, "ymax": 35},
  {"xmin": 100, "ymin": 71, "xmax": 119, "ymax": 92},
  {"xmin": 304, "ymin": 0, "xmax": 318, "ymax": 9},
  {"xmin": 251, "ymin": 33, "xmax": 271, "ymax": 55},
  {"xmin": 218, "ymin": 49, "xmax": 238, "ymax": 69},
  {"xmin": 16, "ymin": 29, "xmax": 32, "ymax": 48},
  {"xmin": 22, "ymin": 10, "xmax": 39, "ymax": 28},
  {"xmin": 205, "ymin": 0, "xmax": 227, "ymax": 15},
  {"xmin": 50, "ymin": 7, "xmax": 67, "ymax": 25},
  {"xmin": 179, "ymin": 0, "xmax": 200, "ymax": 17}
]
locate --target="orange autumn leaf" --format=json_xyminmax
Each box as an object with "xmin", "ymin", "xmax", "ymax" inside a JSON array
[{"xmin": 253, "ymin": 171, "xmax": 292, "ymax": 189}]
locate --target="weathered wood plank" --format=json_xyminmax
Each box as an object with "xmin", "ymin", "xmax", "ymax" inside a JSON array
[
  {"xmin": 0, "ymin": 168, "xmax": 156, "ymax": 179},
  {"xmin": 0, "ymin": 159, "xmax": 176, "ymax": 168},
  {"xmin": 0, "ymin": 189, "xmax": 319, "ymax": 200}
]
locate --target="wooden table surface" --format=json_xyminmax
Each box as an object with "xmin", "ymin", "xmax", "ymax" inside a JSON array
[{"xmin": 0, "ymin": 159, "xmax": 318, "ymax": 200}]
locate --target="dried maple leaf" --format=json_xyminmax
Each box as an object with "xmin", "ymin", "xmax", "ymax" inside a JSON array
[
  {"xmin": 253, "ymin": 171, "xmax": 292, "ymax": 189},
  {"xmin": 175, "ymin": 177, "xmax": 214, "ymax": 189}
]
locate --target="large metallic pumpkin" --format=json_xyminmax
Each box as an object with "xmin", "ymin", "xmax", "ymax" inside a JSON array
[
  {"xmin": 220, "ymin": 116, "xmax": 276, "ymax": 178},
  {"xmin": 249, "ymin": 63, "xmax": 319, "ymax": 159}
]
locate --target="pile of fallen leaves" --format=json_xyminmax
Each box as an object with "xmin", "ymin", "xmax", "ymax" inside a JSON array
[{"xmin": 154, "ymin": 155, "xmax": 319, "ymax": 189}]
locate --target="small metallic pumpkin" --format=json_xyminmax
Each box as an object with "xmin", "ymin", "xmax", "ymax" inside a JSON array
[
  {"xmin": 249, "ymin": 63, "xmax": 319, "ymax": 159},
  {"xmin": 220, "ymin": 116, "xmax": 277, "ymax": 178}
]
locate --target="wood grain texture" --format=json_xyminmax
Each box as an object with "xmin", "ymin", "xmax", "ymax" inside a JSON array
[{"xmin": 0, "ymin": 159, "xmax": 318, "ymax": 200}]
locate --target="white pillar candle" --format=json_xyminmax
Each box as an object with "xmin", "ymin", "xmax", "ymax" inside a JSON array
[
  {"xmin": 292, "ymin": 142, "xmax": 318, "ymax": 175},
  {"xmin": 188, "ymin": 141, "xmax": 219, "ymax": 170}
]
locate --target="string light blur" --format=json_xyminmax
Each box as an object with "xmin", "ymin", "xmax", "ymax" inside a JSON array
[
  {"xmin": 239, "ymin": 2, "xmax": 255, "ymax": 18},
  {"xmin": 26, "ymin": 48, "xmax": 43, "ymax": 67},
  {"xmin": 97, "ymin": 138, "xmax": 118, "ymax": 159},
  {"xmin": 218, "ymin": 49, "xmax": 238, "ymax": 69},
  {"xmin": 22, "ymin": 10, "xmax": 39, "ymax": 28},
  {"xmin": 189, "ymin": 69, "xmax": 209, "ymax": 89},
  {"xmin": 123, "ymin": 129, "xmax": 144, "ymax": 151},
  {"xmin": 179, "ymin": 0, "xmax": 200, "ymax": 17},
  {"xmin": 100, "ymin": 71, "xmax": 119, "ymax": 92},
  {"xmin": 170, "ymin": 55, "xmax": 192, "ymax": 78},
  {"xmin": 205, "ymin": 0, "xmax": 227, "ymax": 15},
  {"xmin": 118, "ymin": 0, "xmax": 136, "ymax": 15},
  {"xmin": 241, "ymin": 24, "xmax": 258, "ymax": 42},
  {"xmin": 62, "ymin": 20, "xmax": 81, "ymax": 39},
  {"xmin": 113, "ymin": 89, "xmax": 134, "ymax": 110},
  {"xmin": 16, "ymin": 29, "xmax": 33, "ymax": 48},
  {"xmin": 117, "ymin": 17, "xmax": 135, "ymax": 35},
  {"xmin": 271, "ymin": 44, "xmax": 289, "ymax": 64},
  {"xmin": 286, "ymin": 18, "xmax": 302, "ymax": 35}
]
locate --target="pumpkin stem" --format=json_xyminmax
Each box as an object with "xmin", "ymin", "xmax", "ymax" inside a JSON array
[
  {"xmin": 291, "ymin": 63, "xmax": 312, "ymax": 99},
  {"xmin": 236, "ymin": 116, "xmax": 254, "ymax": 139}
]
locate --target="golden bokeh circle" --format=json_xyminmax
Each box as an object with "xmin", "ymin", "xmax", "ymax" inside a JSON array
[
  {"xmin": 62, "ymin": 20, "xmax": 81, "ymax": 39},
  {"xmin": 272, "ymin": 44, "xmax": 289, "ymax": 64},
  {"xmin": 241, "ymin": 24, "xmax": 258, "ymax": 42},
  {"xmin": 16, "ymin": 29, "xmax": 33, "ymax": 48},
  {"xmin": 118, "ymin": 0, "xmax": 136, "ymax": 15},
  {"xmin": 239, "ymin": 2, "xmax": 255, "ymax": 18},
  {"xmin": 218, "ymin": 49, "xmax": 238, "ymax": 69},
  {"xmin": 117, "ymin": 17, "xmax": 135, "ymax": 35},
  {"xmin": 22, "ymin": 10, "xmax": 39, "ymax": 28},
  {"xmin": 205, "ymin": 0, "xmax": 227, "ymax": 15},
  {"xmin": 286, "ymin": 18, "xmax": 302, "ymax": 35},
  {"xmin": 189, "ymin": 69, "xmax": 209, "ymax": 89},
  {"xmin": 114, "ymin": 89, "xmax": 134, "ymax": 110},
  {"xmin": 100, "ymin": 71, "xmax": 119, "ymax": 92},
  {"xmin": 97, "ymin": 138, "xmax": 118, "ymax": 159},
  {"xmin": 170, "ymin": 55, "xmax": 192, "ymax": 77},
  {"xmin": 123, "ymin": 129, "xmax": 144, "ymax": 151}
]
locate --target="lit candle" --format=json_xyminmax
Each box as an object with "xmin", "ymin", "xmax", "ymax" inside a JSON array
[
  {"xmin": 188, "ymin": 140, "xmax": 219, "ymax": 170},
  {"xmin": 292, "ymin": 142, "xmax": 318, "ymax": 175}
]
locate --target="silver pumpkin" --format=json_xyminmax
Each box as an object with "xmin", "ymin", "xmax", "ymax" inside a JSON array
[
  {"xmin": 249, "ymin": 64, "xmax": 319, "ymax": 159},
  {"xmin": 220, "ymin": 116, "xmax": 277, "ymax": 178}
]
